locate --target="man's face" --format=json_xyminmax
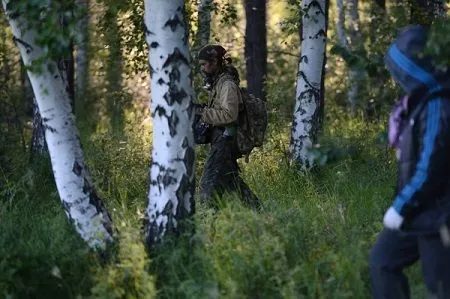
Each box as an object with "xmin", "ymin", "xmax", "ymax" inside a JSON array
[{"xmin": 199, "ymin": 59, "xmax": 218, "ymax": 75}]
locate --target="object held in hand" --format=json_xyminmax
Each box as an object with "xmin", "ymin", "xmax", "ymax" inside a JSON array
[{"xmin": 193, "ymin": 118, "xmax": 211, "ymax": 144}]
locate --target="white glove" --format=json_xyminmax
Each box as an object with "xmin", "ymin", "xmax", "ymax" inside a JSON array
[{"xmin": 383, "ymin": 207, "xmax": 404, "ymax": 230}]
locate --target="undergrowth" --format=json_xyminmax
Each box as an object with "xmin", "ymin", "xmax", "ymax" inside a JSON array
[{"xmin": 0, "ymin": 112, "xmax": 427, "ymax": 298}]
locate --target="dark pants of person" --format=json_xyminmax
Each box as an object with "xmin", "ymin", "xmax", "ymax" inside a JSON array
[
  {"xmin": 199, "ymin": 131, "xmax": 260, "ymax": 210},
  {"xmin": 369, "ymin": 228, "xmax": 450, "ymax": 299}
]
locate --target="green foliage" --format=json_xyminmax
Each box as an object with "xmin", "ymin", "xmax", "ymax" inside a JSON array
[
  {"xmin": 217, "ymin": 2, "xmax": 238, "ymax": 25},
  {"xmin": 425, "ymin": 17, "xmax": 450, "ymax": 72},
  {"xmin": 330, "ymin": 44, "xmax": 366, "ymax": 70},
  {"xmin": 4, "ymin": 0, "xmax": 80, "ymax": 72},
  {"xmin": 1, "ymin": 1, "xmax": 436, "ymax": 298},
  {"xmin": 279, "ymin": 0, "xmax": 301, "ymax": 37},
  {"xmin": 0, "ymin": 161, "xmax": 95, "ymax": 299},
  {"xmin": 105, "ymin": 0, "xmax": 147, "ymax": 76},
  {"xmin": 0, "ymin": 103, "xmax": 429, "ymax": 298},
  {"xmin": 90, "ymin": 225, "xmax": 156, "ymax": 299}
]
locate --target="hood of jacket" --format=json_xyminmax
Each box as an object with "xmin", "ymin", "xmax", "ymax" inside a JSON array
[{"xmin": 385, "ymin": 25, "xmax": 450, "ymax": 96}]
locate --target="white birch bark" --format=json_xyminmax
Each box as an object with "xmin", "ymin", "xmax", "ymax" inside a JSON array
[
  {"xmin": 347, "ymin": 0, "xmax": 364, "ymax": 112},
  {"xmin": 336, "ymin": 0, "xmax": 364, "ymax": 113},
  {"xmin": 3, "ymin": 0, "xmax": 113, "ymax": 249},
  {"xmin": 290, "ymin": 0, "xmax": 327, "ymax": 170},
  {"xmin": 144, "ymin": 0, "xmax": 196, "ymax": 245},
  {"xmin": 75, "ymin": 0, "xmax": 89, "ymax": 98},
  {"xmin": 335, "ymin": 0, "xmax": 349, "ymax": 52},
  {"xmin": 195, "ymin": 0, "xmax": 212, "ymax": 49}
]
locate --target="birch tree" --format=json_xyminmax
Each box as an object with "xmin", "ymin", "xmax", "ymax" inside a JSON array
[
  {"xmin": 195, "ymin": 0, "xmax": 213, "ymax": 49},
  {"xmin": 106, "ymin": 2, "xmax": 125, "ymax": 134},
  {"xmin": 144, "ymin": 0, "xmax": 196, "ymax": 245},
  {"xmin": 2, "ymin": 0, "xmax": 113, "ymax": 249},
  {"xmin": 244, "ymin": 0, "xmax": 267, "ymax": 101},
  {"xmin": 75, "ymin": 0, "xmax": 89, "ymax": 101},
  {"xmin": 20, "ymin": 62, "xmax": 47, "ymax": 157},
  {"xmin": 30, "ymin": 97, "xmax": 47, "ymax": 157},
  {"xmin": 335, "ymin": 0, "xmax": 365, "ymax": 113},
  {"xmin": 290, "ymin": 0, "xmax": 328, "ymax": 170}
]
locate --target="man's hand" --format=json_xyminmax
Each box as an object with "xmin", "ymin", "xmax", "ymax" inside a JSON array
[
  {"xmin": 383, "ymin": 207, "xmax": 404, "ymax": 230},
  {"xmin": 194, "ymin": 103, "xmax": 205, "ymax": 116}
]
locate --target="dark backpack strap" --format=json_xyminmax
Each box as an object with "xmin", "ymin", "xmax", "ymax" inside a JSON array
[{"xmin": 408, "ymin": 89, "xmax": 450, "ymax": 124}]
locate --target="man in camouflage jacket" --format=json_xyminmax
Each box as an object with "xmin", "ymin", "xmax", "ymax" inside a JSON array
[{"xmin": 195, "ymin": 44, "xmax": 259, "ymax": 209}]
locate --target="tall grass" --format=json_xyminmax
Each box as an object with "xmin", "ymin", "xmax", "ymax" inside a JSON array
[{"xmin": 0, "ymin": 113, "xmax": 426, "ymax": 298}]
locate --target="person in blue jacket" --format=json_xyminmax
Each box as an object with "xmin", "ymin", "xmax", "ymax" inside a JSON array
[{"xmin": 369, "ymin": 25, "xmax": 450, "ymax": 299}]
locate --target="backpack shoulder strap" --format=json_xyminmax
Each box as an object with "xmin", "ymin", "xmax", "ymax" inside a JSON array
[{"xmin": 409, "ymin": 89, "xmax": 450, "ymax": 123}]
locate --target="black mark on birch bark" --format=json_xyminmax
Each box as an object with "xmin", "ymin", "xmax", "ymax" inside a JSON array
[
  {"xmin": 163, "ymin": 48, "xmax": 189, "ymax": 68},
  {"xmin": 164, "ymin": 14, "xmax": 182, "ymax": 32},
  {"xmin": 12, "ymin": 37, "xmax": 33, "ymax": 53},
  {"xmin": 153, "ymin": 106, "xmax": 166, "ymax": 118},
  {"xmin": 72, "ymin": 161, "xmax": 83, "ymax": 176},
  {"xmin": 167, "ymin": 111, "xmax": 179, "ymax": 137}
]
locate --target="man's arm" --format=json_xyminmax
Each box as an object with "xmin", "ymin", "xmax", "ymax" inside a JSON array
[
  {"xmin": 200, "ymin": 80, "xmax": 240, "ymax": 126},
  {"xmin": 393, "ymin": 99, "xmax": 450, "ymax": 218}
]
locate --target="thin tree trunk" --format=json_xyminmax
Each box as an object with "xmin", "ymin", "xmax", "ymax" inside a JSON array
[
  {"xmin": 3, "ymin": 0, "xmax": 113, "ymax": 249},
  {"xmin": 336, "ymin": 0, "xmax": 349, "ymax": 51},
  {"xmin": 194, "ymin": 0, "xmax": 212, "ymax": 50},
  {"xmin": 347, "ymin": 0, "xmax": 364, "ymax": 112},
  {"xmin": 144, "ymin": 0, "xmax": 196, "ymax": 246},
  {"xmin": 336, "ymin": 0, "xmax": 365, "ymax": 113},
  {"xmin": 105, "ymin": 4, "xmax": 124, "ymax": 135},
  {"xmin": 375, "ymin": 0, "xmax": 385, "ymax": 9},
  {"xmin": 57, "ymin": 10, "xmax": 75, "ymax": 103},
  {"xmin": 30, "ymin": 97, "xmax": 47, "ymax": 157},
  {"xmin": 244, "ymin": 0, "xmax": 267, "ymax": 102},
  {"xmin": 369, "ymin": 0, "xmax": 386, "ymax": 47},
  {"xmin": 75, "ymin": 0, "xmax": 89, "ymax": 104},
  {"xmin": 57, "ymin": 45, "xmax": 75, "ymax": 104},
  {"xmin": 290, "ymin": 0, "xmax": 327, "ymax": 170},
  {"xmin": 23, "ymin": 63, "xmax": 47, "ymax": 157},
  {"xmin": 192, "ymin": 0, "xmax": 212, "ymax": 98}
]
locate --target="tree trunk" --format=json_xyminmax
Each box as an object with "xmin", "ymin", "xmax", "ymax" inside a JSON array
[
  {"xmin": 24, "ymin": 65, "xmax": 47, "ymax": 157},
  {"xmin": 105, "ymin": 4, "xmax": 124, "ymax": 135},
  {"xmin": 3, "ymin": 0, "xmax": 113, "ymax": 249},
  {"xmin": 375, "ymin": 0, "xmax": 385, "ymax": 9},
  {"xmin": 290, "ymin": 0, "xmax": 327, "ymax": 170},
  {"xmin": 336, "ymin": 0, "xmax": 364, "ymax": 113},
  {"xmin": 30, "ymin": 97, "xmax": 47, "ymax": 157},
  {"xmin": 144, "ymin": 0, "xmax": 196, "ymax": 246},
  {"xmin": 75, "ymin": 0, "xmax": 89, "ymax": 104},
  {"xmin": 57, "ymin": 10, "xmax": 75, "ymax": 104},
  {"xmin": 244, "ymin": 0, "xmax": 267, "ymax": 102},
  {"xmin": 194, "ymin": 0, "xmax": 212, "ymax": 50},
  {"xmin": 347, "ymin": 0, "xmax": 364, "ymax": 113},
  {"xmin": 57, "ymin": 45, "xmax": 75, "ymax": 104},
  {"xmin": 369, "ymin": 0, "xmax": 386, "ymax": 47}
]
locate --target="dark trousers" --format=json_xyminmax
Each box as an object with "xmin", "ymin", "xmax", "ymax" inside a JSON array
[
  {"xmin": 199, "ymin": 132, "xmax": 259, "ymax": 209},
  {"xmin": 369, "ymin": 228, "xmax": 450, "ymax": 299}
]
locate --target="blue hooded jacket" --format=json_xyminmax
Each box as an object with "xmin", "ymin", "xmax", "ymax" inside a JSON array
[{"xmin": 385, "ymin": 25, "xmax": 450, "ymax": 229}]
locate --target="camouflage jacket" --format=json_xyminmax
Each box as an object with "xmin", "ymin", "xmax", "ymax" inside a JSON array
[{"xmin": 200, "ymin": 72, "xmax": 241, "ymax": 127}]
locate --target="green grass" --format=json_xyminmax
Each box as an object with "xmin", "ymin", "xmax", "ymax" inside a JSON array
[{"xmin": 0, "ymin": 114, "xmax": 426, "ymax": 298}]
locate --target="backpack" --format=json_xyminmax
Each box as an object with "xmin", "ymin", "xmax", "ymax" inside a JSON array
[{"xmin": 236, "ymin": 88, "xmax": 268, "ymax": 162}]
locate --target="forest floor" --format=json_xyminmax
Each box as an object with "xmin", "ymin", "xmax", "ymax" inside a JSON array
[{"xmin": 0, "ymin": 111, "xmax": 427, "ymax": 299}]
